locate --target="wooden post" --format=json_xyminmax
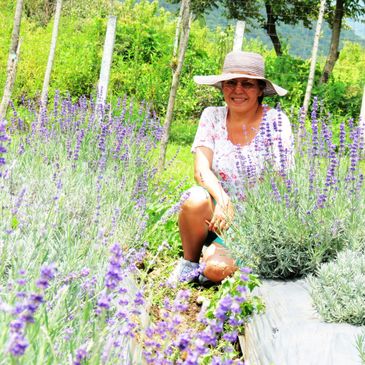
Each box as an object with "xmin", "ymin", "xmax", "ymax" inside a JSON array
[
  {"xmin": 360, "ymin": 85, "xmax": 365, "ymax": 144},
  {"xmin": 40, "ymin": 0, "xmax": 62, "ymax": 111},
  {"xmin": 97, "ymin": 15, "xmax": 117, "ymax": 105},
  {"xmin": 0, "ymin": 0, "xmax": 23, "ymax": 121},
  {"xmin": 158, "ymin": 0, "xmax": 191, "ymax": 171},
  {"xmin": 233, "ymin": 20, "xmax": 245, "ymax": 52},
  {"xmin": 302, "ymin": 0, "xmax": 326, "ymax": 119}
]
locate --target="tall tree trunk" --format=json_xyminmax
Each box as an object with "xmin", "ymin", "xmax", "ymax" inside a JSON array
[
  {"xmin": 158, "ymin": 0, "xmax": 191, "ymax": 171},
  {"xmin": 320, "ymin": 0, "xmax": 344, "ymax": 84},
  {"xmin": 40, "ymin": 0, "xmax": 62, "ymax": 111},
  {"xmin": 0, "ymin": 0, "xmax": 23, "ymax": 121},
  {"xmin": 264, "ymin": 2, "xmax": 282, "ymax": 56}
]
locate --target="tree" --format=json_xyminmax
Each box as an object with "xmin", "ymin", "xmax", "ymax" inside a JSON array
[
  {"xmin": 320, "ymin": 0, "xmax": 365, "ymax": 83},
  {"xmin": 223, "ymin": 0, "xmax": 319, "ymax": 56},
  {"xmin": 171, "ymin": 0, "xmax": 321, "ymax": 56}
]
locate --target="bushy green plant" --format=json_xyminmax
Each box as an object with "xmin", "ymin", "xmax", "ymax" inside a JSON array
[
  {"xmin": 223, "ymin": 100, "xmax": 365, "ymax": 279},
  {"xmin": 308, "ymin": 250, "xmax": 365, "ymax": 325},
  {"xmin": 0, "ymin": 94, "xmax": 165, "ymax": 363}
]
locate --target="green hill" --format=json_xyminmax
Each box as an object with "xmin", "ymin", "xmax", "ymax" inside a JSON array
[{"xmin": 157, "ymin": 0, "xmax": 365, "ymax": 58}]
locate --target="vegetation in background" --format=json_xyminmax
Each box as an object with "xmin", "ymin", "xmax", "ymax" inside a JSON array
[
  {"xmin": 0, "ymin": 0, "xmax": 364, "ymax": 146},
  {"xmin": 159, "ymin": 0, "xmax": 365, "ymax": 58}
]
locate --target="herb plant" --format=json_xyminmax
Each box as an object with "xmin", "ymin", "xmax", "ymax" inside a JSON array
[
  {"xmin": 308, "ymin": 249, "xmax": 365, "ymax": 325},
  {"xmin": 224, "ymin": 99, "xmax": 365, "ymax": 278}
]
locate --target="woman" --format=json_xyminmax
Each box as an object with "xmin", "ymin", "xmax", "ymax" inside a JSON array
[{"xmin": 171, "ymin": 51, "xmax": 294, "ymax": 285}]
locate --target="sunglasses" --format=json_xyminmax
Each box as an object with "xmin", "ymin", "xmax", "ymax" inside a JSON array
[{"xmin": 222, "ymin": 80, "xmax": 258, "ymax": 90}]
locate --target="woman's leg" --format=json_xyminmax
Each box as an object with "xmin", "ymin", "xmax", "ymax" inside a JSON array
[
  {"xmin": 202, "ymin": 242, "xmax": 237, "ymax": 283},
  {"xmin": 178, "ymin": 186, "xmax": 214, "ymax": 263}
]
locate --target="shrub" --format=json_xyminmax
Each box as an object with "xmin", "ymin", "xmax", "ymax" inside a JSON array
[
  {"xmin": 0, "ymin": 94, "xmax": 166, "ymax": 362},
  {"xmin": 223, "ymin": 99, "xmax": 365, "ymax": 279},
  {"xmin": 308, "ymin": 250, "xmax": 365, "ymax": 325}
]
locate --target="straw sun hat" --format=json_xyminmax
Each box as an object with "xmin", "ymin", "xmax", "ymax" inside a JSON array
[{"xmin": 194, "ymin": 51, "xmax": 287, "ymax": 97}]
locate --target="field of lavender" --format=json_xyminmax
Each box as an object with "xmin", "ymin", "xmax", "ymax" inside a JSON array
[{"xmin": 0, "ymin": 95, "xmax": 266, "ymax": 364}]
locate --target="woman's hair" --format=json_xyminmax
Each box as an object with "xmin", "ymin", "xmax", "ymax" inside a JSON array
[{"xmin": 258, "ymin": 80, "xmax": 266, "ymax": 104}]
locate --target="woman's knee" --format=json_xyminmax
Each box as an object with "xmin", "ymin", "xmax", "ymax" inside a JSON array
[
  {"xmin": 180, "ymin": 186, "xmax": 212, "ymax": 213},
  {"xmin": 204, "ymin": 259, "xmax": 237, "ymax": 283},
  {"xmin": 203, "ymin": 244, "xmax": 237, "ymax": 282}
]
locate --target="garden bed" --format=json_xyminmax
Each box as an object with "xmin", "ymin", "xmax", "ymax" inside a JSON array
[{"xmin": 244, "ymin": 279, "xmax": 364, "ymax": 365}]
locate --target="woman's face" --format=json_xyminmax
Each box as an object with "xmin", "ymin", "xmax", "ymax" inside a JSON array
[{"xmin": 222, "ymin": 78, "xmax": 263, "ymax": 114}]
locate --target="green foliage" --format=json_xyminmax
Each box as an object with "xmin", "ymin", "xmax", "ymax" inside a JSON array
[
  {"xmin": 356, "ymin": 331, "xmax": 365, "ymax": 364},
  {"xmin": 24, "ymin": 0, "xmax": 57, "ymax": 26},
  {"xmin": 204, "ymin": 271, "xmax": 264, "ymax": 324},
  {"xmin": 199, "ymin": 270, "xmax": 264, "ymax": 362},
  {"xmin": 146, "ymin": 144, "xmax": 194, "ymax": 255},
  {"xmin": 308, "ymin": 250, "xmax": 365, "ymax": 325},
  {"xmin": 223, "ymin": 107, "xmax": 365, "ymax": 279},
  {"xmin": 265, "ymin": 52, "xmax": 313, "ymax": 109},
  {"xmin": 324, "ymin": 0, "xmax": 365, "ymax": 28},
  {"xmin": 0, "ymin": 95, "xmax": 165, "ymax": 363},
  {"xmin": 0, "ymin": 0, "xmax": 364, "ymax": 144}
]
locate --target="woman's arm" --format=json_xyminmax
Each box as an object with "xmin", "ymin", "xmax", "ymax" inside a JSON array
[{"xmin": 194, "ymin": 146, "xmax": 234, "ymax": 232}]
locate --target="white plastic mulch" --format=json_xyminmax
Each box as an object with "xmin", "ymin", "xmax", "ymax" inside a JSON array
[{"xmin": 243, "ymin": 279, "xmax": 365, "ymax": 365}]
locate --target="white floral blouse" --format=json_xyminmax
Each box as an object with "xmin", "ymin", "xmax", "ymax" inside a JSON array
[{"xmin": 191, "ymin": 106, "xmax": 294, "ymax": 198}]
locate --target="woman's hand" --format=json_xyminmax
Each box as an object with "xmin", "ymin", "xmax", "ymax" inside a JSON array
[{"xmin": 206, "ymin": 199, "xmax": 234, "ymax": 234}]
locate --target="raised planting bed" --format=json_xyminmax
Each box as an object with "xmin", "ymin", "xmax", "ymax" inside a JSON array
[{"xmin": 244, "ymin": 279, "xmax": 365, "ymax": 365}]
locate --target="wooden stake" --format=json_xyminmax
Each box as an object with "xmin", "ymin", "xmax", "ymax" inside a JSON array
[
  {"xmin": 40, "ymin": 0, "xmax": 63, "ymax": 111},
  {"xmin": 302, "ymin": 0, "xmax": 326, "ymax": 119},
  {"xmin": 360, "ymin": 85, "xmax": 365, "ymax": 144},
  {"xmin": 98, "ymin": 15, "xmax": 117, "ymax": 106},
  {"xmin": 233, "ymin": 20, "xmax": 245, "ymax": 52},
  {"xmin": 0, "ymin": 0, "xmax": 23, "ymax": 121}
]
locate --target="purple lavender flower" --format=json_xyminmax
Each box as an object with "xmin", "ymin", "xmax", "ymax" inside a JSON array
[
  {"xmin": 36, "ymin": 263, "xmax": 57, "ymax": 289},
  {"xmin": 73, "ymin": 128, "xmax": 85, "ymax": 161},
  {"xmin": 97, "ymin": 292, "xmax": 111, "ymax": 312},
  {"xmin": 80, "ymin": 267, "xmax": 90, "ymax": 277},
  {"xmin": 105, "ymin": 243, "xmax": 124, "ymax": 290},
  {"xmin": 176, "ymin": 333, "xmax": 190, "ymax": 351},
  {"xmin": 73, "ymin": 345, "xmax": 88, "ymax": 365},
  {"xmin": 9, "ymin": 319, "xmax": 25, "ymax": 334},
  {"xmin": 134, "ymin": 291, "xmax": 145, "ymax": 306},
  {"xmin": 8, "ymin": 334, "xmax": 29, "ymax": 357},
  {"xmin": 222, "ymin": 330, "xmax": 238, "ymax": 342},
  {"xmin": 0, "ymin": 121, "xmax": 10, "ymax": 169},
  {"xmin": 174, "ymin": 290, "xmax": 191, "ymax": 312}
]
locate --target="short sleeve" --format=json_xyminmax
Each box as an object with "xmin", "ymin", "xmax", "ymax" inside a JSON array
[{"xmin": 191, "ymin": 107, "xmax": 216, "ymax": 153}]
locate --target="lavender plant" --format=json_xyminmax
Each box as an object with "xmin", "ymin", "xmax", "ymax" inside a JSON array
[
  {"xmin": 0, "ymin": 94, "xmax": 167, "ymax": 363},
  {"xmin": 308, "ymin": 249, "xmax": 365, "ymax": 325},
  {"xmin": 0, "ymin": 121, "xmax": 10, "ymax": 171},
  {"xmin": 224, "ymin": 100, "xmax": 365, "ymax": 278},
  {"xmin": 1, "ymin": 93, "xmax": 255, "ymax": 364},
  {"xmin": 141, "ymin": 268, "xmax": 263, "ymax": 364}
]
